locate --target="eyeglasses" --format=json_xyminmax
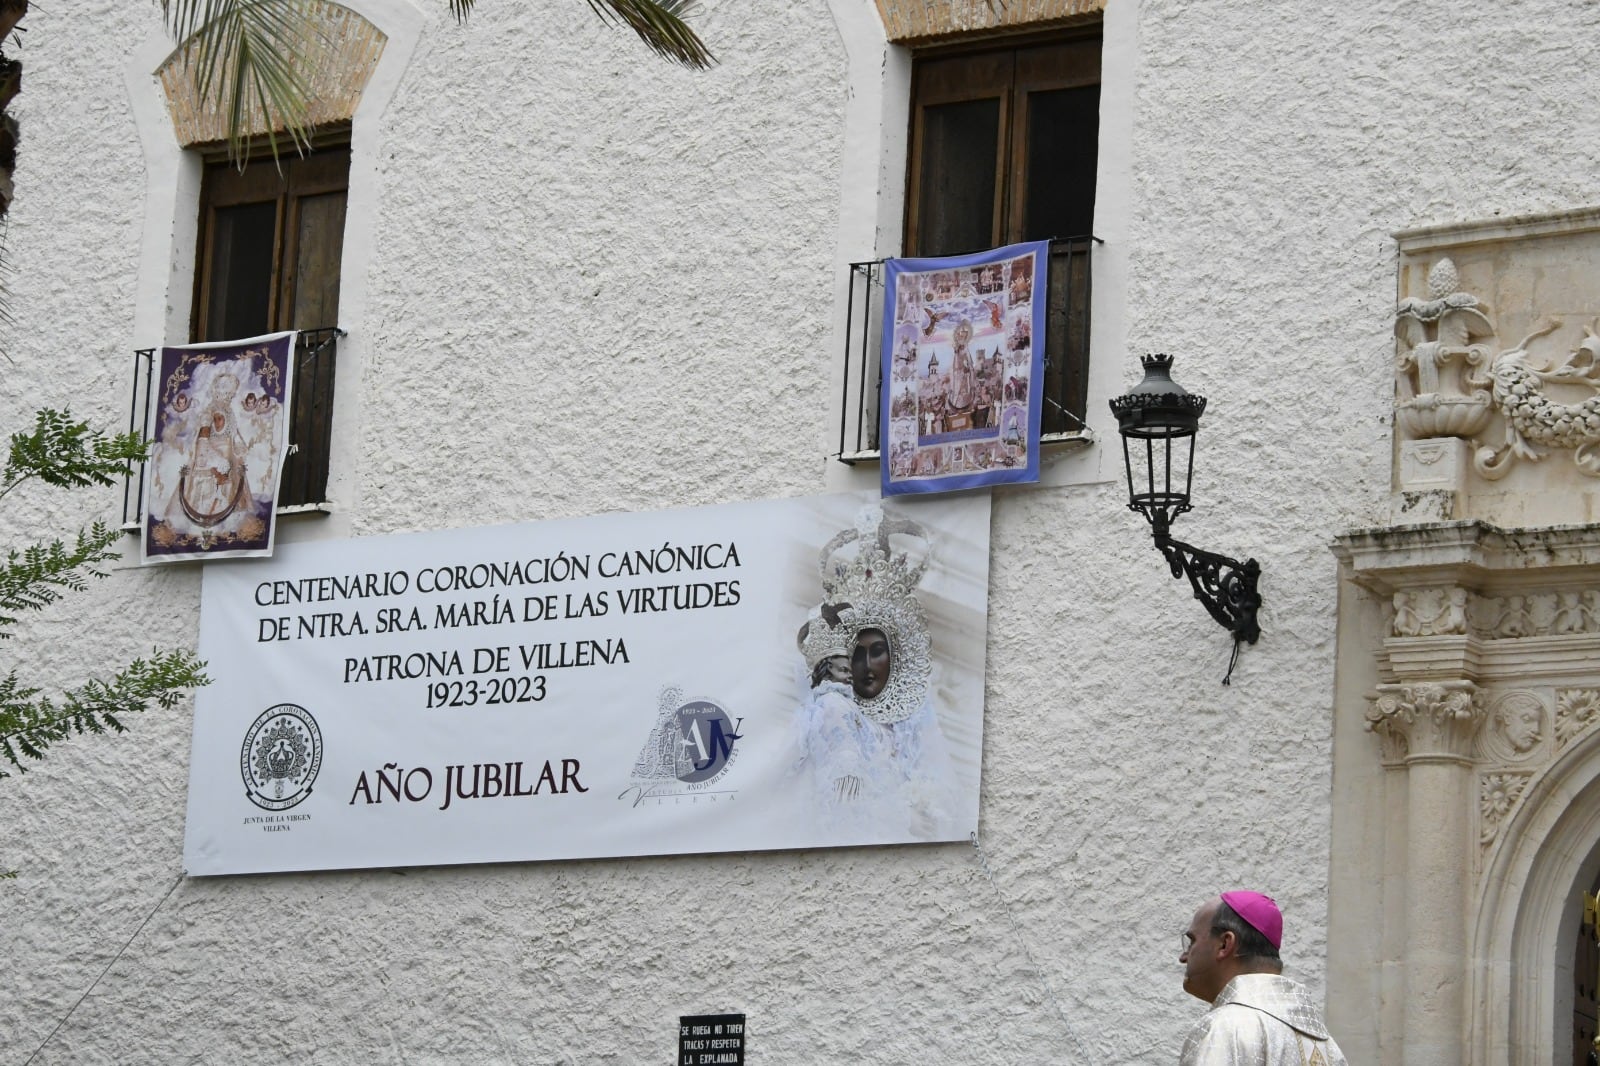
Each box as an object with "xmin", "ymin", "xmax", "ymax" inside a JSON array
[{"xmin": 1180, "ymin": 931, "xmax": 1197, "ymax": 954}]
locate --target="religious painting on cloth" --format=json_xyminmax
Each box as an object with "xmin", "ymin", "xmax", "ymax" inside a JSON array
[
  {"xmin": 879, "ymin": 240, "xmax": 1047, "ymax": 496},
  {"xmin": 141, "ymin": 332, "xmax": 295, "ymax": 564}
]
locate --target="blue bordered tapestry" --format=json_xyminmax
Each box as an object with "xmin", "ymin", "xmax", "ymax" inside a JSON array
[{"xmin": 880, "ymin": 240, "xmax": 1047, "ymax": 496}]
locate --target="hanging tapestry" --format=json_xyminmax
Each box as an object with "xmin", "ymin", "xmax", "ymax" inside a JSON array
[
  {"xmin": 880, "ymin": 240, "xmax": 1048, "ymax": 496},
  {"xmin": 142, "ymin": 331, "xmax": 296, "ymax": 564}
]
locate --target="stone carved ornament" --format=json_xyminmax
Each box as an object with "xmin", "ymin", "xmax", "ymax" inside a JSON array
[
  {"xmin": 1556, "ymin": 688, "xmax": 1600, "ymax": 749},
  {"xmin": 1480, "ymin": 771, "xmax": 1533, "ymax": 848},
  {"xmin": 1390, "ymin": 587, "xmax": 1600, "ymax": 639},
  {"xmin": 1395, "ymin": 258, "xmax": 1600, "ymax": 479},
  {"xmin": 1395, "ymin": 258, "xmax": 1496, "ymax": 438},
  {"xmin": 1479, "ymin": 691, "xmax": 1547, "ymax": 764},
  {"xmin": 1476, "ymin": 692, "xmax": 1599, "ymax": 851},
  {"xmin": 1366, "ymin": 682, "xmax": 1483, "ymax": 761},
  {"xmin": 1365, "ymin": 687, "xmax": 1600, "ymax": 850},
  {"xmin": 1391, "ymin": 586, "xmax": 1469, "ymax": 636},
  {"xmin": 1480, "ymin": 590, "xmax": 1600, "ymax": 638},
  {"xmin": 1368, "ymin": 689, "xmax": 1600, "ymax": 850},
  {"xmin": 1366, "ymin": 706, "xmax": 1410, "ymax": 764}
]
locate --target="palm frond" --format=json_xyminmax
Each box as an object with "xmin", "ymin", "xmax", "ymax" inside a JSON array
[
  {"xmin": 454, "ymin": 0, "xmax": 711, "ymax": 68},
  {"xmin": 582, "ymin": 0, "xmax": 713, "ymax": 69},
  {"xmin": 160, "ymin": 0, "xmax": 711, "ymax": 160}
]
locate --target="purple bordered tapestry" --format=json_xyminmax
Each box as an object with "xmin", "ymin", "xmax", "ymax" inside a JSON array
[
  {"xmin": 141, "ymin": 331, "xmax": 296, "ymax": 564},
  {"xmin": 879, "ymin": 240, "xmax": 1048, "ymax": 497}
]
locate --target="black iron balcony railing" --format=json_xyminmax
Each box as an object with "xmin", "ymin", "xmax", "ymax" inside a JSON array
[
  {"xmin": 835, "ymin": 235, "xmax": 1099, "ymax": 462},
  {"xmin": 122, "ymin": 326, "xmax": 342, "ymax": 526}
]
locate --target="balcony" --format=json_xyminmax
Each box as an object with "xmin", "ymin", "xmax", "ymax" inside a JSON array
[
  {"xmin": 123, "ymin": 327, "xmax": 342, "ymax": 526},
  {"xmin": 835, "ymin": 236, "xmax": 1098, "ymax": 463}
]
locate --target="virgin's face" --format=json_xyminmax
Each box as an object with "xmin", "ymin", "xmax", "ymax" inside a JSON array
[{"xmin": 851, "ymin": 628, "xmax": 891, "ymax": 701}]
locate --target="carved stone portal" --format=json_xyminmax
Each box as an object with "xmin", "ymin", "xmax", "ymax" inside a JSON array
[{"xmin": 1340, "ymin": 237, "xmax": 1600, "ymax": 1057}]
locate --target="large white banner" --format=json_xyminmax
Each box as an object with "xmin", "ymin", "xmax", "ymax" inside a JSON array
[{"xmin": 183, "ymin": 491, "xmax": 990, "ymax": 875}]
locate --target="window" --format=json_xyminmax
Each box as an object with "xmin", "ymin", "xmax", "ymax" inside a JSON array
[
  {"xmin": 192, "ymin": 140, "xmax": 349, "ymax": 505},
  {"xmin": 906, "ymin": 33, "xmax": 1100, "ymax": 434},
  {"xmin": 905, "ymin": 36, "xmax": 1099, "ymax": 256}
]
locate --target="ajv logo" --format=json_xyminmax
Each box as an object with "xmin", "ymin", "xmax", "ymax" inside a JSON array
[
  {"xmin": 677, "ymin": 701, "xmax": 743, "ymax": 783},
  {"xmin": 622, "ymin": 687, "xmax": 744, "ymax": 807}
]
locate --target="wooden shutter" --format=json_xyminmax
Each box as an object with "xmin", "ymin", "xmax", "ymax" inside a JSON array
[
  {"xmin": 194, "ymin": 143, "xmax": 350, "ymax": 342},
  {"xmin": 905, "ymin": 34, "xmax": 1100, "ymax": 257}
]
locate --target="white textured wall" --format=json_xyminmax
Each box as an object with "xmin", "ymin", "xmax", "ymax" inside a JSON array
[{"xmin": 3, "ymin": 0, "xmax": 1600, "ymax": 1062}]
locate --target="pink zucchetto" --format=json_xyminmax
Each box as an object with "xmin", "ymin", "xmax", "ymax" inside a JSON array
[{"xmin": 1220, "ymin": 890, "xmax": 1283, "ymax": 949}]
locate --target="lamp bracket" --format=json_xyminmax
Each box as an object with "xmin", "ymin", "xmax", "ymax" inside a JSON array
[{"xmin": 1151, "ymin": 531, "xmax": 1262, "ymax": 648}]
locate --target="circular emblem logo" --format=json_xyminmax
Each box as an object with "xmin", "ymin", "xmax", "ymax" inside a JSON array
[
  {"xmin": 673, "ymin": 700, "xmax": 742, "ymax": 785},
  {"xmin": 241, "ymin": 704, "xmax": 323, "ymax": 810}
]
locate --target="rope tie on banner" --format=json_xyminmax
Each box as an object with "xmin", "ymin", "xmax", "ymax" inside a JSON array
[
  {"xmin": 23, "ymin": 873, "xmax": 184, "ymax": 1066},
  {"xmin": 1042, "ymin": 394, "xmax": 1093, "ymax": 435},
  {"xmin": 969, "ymin": 832, "xmax": 1099, "ymax": 1065},
  {"xmin": 1036, "ymin": 350, "xmax": 1094, "ymax": 440}
]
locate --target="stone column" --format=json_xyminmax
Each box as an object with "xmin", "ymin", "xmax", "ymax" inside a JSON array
[
  {"xmin": 1370, "ymin": 716, "xmax": 1410, "ymax": 1064},
  {"xmin": 1367, "ymin": 681, "xmax": 1484, "ymax": 1066}
]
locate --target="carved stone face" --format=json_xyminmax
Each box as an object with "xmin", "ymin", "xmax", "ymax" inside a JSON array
[
  {"xmin": 1502, "ymin": 704, "xmax": 1542, "ymax": 753},
  {"xmin": 851, "ymin": 628, "xmax": 891, "ymax": 701}
]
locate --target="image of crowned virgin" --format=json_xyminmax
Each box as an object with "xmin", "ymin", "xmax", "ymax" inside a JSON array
[
  {"xmin": 142, "ymin": 333, "xmax": 295, "ymax": 563},
  {"xmin": 790, "ymin": 506, "xmax": 969, "ymax": 841}
]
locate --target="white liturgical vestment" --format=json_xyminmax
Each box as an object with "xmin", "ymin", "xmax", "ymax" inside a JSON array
[{"xmin": 1179, "ymin": 973, "xmax": 1347, "ymax": 1065}]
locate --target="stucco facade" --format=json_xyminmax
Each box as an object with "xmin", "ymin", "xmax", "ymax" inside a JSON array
[{"xmin": 5, "ymin": 0, "xmax": 1600, "ymax": 1062}]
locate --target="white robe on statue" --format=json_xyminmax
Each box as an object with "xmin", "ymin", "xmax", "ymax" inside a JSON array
[
  {"xmin": 789, "ymin": 680, "xmax": 963, "ymax": 842},
  {"xmin": 1180, "ymin": 974, "xmax": 1347, "ymax": 1066}
]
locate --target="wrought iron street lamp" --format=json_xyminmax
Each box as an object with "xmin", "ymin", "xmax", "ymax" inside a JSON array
[{"xmin": 1109, "ymin": 354, "xmax": 1262, "ymax": 676}]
